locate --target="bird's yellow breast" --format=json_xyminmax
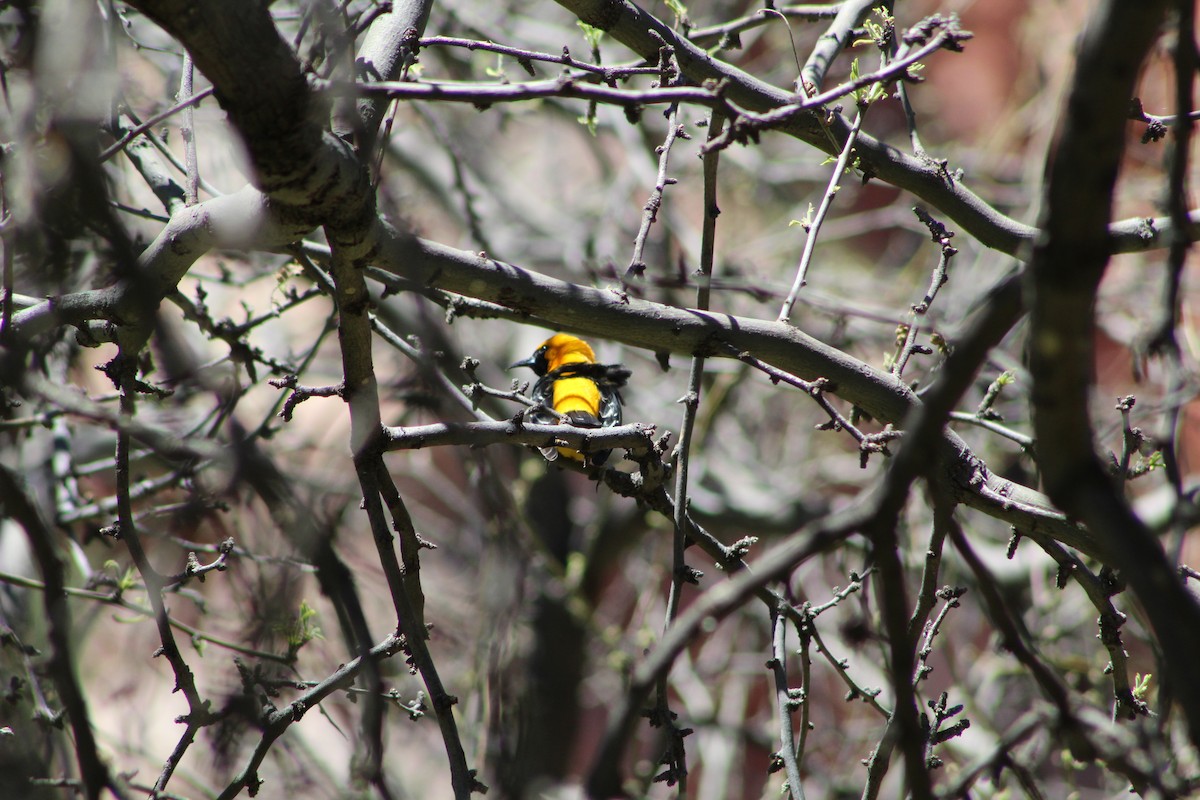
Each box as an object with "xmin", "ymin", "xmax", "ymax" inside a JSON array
[{"xmin": 552, "ymin": 371, "xmax": 603, "ymax": 421}]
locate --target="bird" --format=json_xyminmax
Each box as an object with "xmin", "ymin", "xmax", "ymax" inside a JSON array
[{"xmin": 509, "ymin": 333, "xmax": 630, "ymax": 464}]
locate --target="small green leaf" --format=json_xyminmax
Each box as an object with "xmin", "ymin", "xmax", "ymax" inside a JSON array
[
  {"xmin": 788, "ymin": 203, "xmax": 816, "ymax": 231},
  {"xmin": 281, "ymin": 599, "xmax": 324, "ymax": 654},
  {"xmin": 577, "ymin": 21, "xmax": 604, "ymax": 50},
  {"xmin": 565, "ymin": 551, "xmax": 587, "ymax": 587},
  {"xmin": 118, "ymin": 567, "xmax": 137, "ymax": 592},
  {"xmin": 484, "ymin": 54, "xmax": 505, "ymax": 78},
  {"xmin": 576, "ymin": 113, "xmax": 598, "ymax": 136},
  {"xmin": 1060, "ymin": 748, "xmax": 1087, "ymax": 772},
  {"xmin": 1133, "ymin": 672, "xmax": 1153, "ymax": 701}
]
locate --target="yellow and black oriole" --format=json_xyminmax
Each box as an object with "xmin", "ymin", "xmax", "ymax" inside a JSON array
[{"xmin": 510, "ymin": 333, "xmax": 630, "ymax": 464}]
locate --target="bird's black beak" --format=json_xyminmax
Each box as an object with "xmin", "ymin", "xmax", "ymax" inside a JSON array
[{"xmin": 508, "ymin": 355, "xmax": 537, "ymax": 371}]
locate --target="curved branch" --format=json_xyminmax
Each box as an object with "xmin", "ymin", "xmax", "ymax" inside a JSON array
[{"xmin": 1027, "ymin": 0, "xmax": 1200, "ymax": 749}]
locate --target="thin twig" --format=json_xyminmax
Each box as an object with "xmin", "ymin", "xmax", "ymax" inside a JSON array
[
  {"xmin": 945, "ymin": 515, "xmax": 1073, "ymax": 716},
  {"xmin": 625, "ymin": 105, "xmax": 685, "ymax": 280},
  {"xmin": 216, "ymin": 633, "xmax": 407, "ymax": 800},
  {"xmin": 704, "ymin": 19, "xmax": 968, "ymax": 154},
  {"xmin": 179, "ymin": 53, "xmax": 200, "ymax": 205},
  {"xmin": 110, "ymin": 355, "xmax": 213, "ymax": 795},
  {"xmin": 805, "ymin": 609, "xmax": 890, "ymax": 717},
  {"xmin": 728, "ymin": 344, "xmax": 902, "ymax": 466},
  {"xmin": 770, "ymin": 609, "xmax": 806, "ymax": 800},
  {"xmin": 115, "ymin": 103, "xmax": 224, "ymax": 197},
  {"xmin": 99, "ymin": 87, "xmax": 215, "ymax": 163},
  {"xmin": 348, "ymin": 75, "xmax": 733, "ymax": 113},
  {"xmin": 1018, "ymin": 533, "xmax": 1145, "ymax": 721},
  {"xmin": 419, "ymin": 35, "xmax": 660, "ymax": 81},
  {"xmin": 688, "ymin": 5, "xmax": 842, "ymax": 50},
  {"xmin": 777, "ymin": 108, "xmax": 865, "ymax": 322},
  {"xmin": 891, "ymin": 208, "xmax": 956, "ymax": 377},
  {"xmin": 947, "ymin": 411, "xmax": 1033, "ymax": 449}
]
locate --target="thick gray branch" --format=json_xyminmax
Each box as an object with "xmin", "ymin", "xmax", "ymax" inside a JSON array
[{"xmin": 345, "ymin": 0, "xmax": 434, "ymax": 151}]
